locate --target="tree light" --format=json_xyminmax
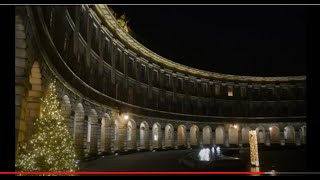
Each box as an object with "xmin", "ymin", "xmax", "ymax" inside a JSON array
[{"xmin": 16, "ymin": 80, "xmax": 78, "ymax": 175}]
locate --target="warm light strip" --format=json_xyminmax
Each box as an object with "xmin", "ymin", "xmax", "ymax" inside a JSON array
[{"xmin": 3, "ymin": 171, "xmax": 265, "ymax": 175}]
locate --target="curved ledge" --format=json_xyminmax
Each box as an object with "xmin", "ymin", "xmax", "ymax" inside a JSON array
[{"xmin": 94, "ymin": 5, "xmax": 306, "ymax": 82}]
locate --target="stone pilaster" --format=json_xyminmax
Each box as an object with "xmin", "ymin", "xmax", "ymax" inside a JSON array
[
  {"xmin": 15, "ymin": 15, "xmax": 28, "ymax": 155},
  {"xmin": 224, "ymin": 129, "xmax": 229, "ymax": 147},
  {"xmin": 100, "ymin": 116, "xmax": 111, "ymax": 154},
  {"xmin": 280, "ymin": 131, "xmax": 285, "ymax": 146},
  {"xmin": 74, "ymin": 109, "xmax": 85, "ymax": 159},
  {"xmin": 88, "ymin": 114, "xmax": 98, "ymax": 156}
]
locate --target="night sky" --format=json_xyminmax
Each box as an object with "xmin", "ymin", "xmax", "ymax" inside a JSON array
[{"xmin": 110, "ymin": 5, "xmax": 306, "ymax": 77}]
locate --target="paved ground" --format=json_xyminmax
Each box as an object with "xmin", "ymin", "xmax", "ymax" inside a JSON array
[
  {"xmin": 80, "ymin": 147, "xmax": 306, "ymax": 172},
  {"xmin": 80, "ymin": 150, "xmax": 191, "ymax": 171}
]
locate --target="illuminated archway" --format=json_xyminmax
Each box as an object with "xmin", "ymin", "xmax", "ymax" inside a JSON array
[
  {"xmin": 74, "ymin": 103, "xmax": 84, "ymax": 158},
  {"xmin": 152, "ymin": 123, "xmax": 161, "ymax": 149},
  {"xmin": 165, "ymin": 124, "xmax": 174, "ymax": 148},
  {"xmin": 256, "ymin": 126, "xmax": 265, "ymax": 144},
  {"xmin": 228, "ymin": 125, "xmax": 239, "ymax": 145},
  {"xmin": 241, "ymin": 127, "xmax": 250, "ymax": 144},
  {"xmin": 140, "ymin": 121, "xmax": 149, "ymax": 149},
  {"xmin": 101, "ymin": 113, "xmax": 111, "ymax": 153},
  {"xmin": 127, "ymin": 119, "xmax": 137, "ymax": 150},
  {"xmin": 190, "ymin": 125, "xmax": 199, "ymax": 146},
  {"xmin": 203, "ymin": 126, "xmax": 212, "ymax": 145},
  {"xmin": 87, "ymin": 109, "xmax": 98, "ymax": 156},
  {"xmin": 215, "ymin": 126, "xmax": 225, "ymax": 145},
  {"xmin": 269, "ymin": 126, "xmax": 280, "ymax": 144},
  {"xmin": 284, "ymin": 126, "xmax": 295, "ymax": 144},
  {"xmin": 177, "ymin": 125, "xmax": 187, "ymax": 148}
]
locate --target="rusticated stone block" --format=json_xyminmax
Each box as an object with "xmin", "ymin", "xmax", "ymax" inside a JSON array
[
  {"xmin": 29, "ymin": 109, "xmax": 40, "ymax": 117},
  {"xmin": 26, "ymin": 96, "xmax": 41, "ymax": 103},
  {"xmin": 15, "ymin": 77, "xmax": 27, "ymax": 85},
  {"xmin": 32, "ymin": 84, "xmax": 42, "ymax": 91},
  {"xmin": 27, "ymin": 102, "xmax": 40, "ymax": 109},
  {"xmin": 15, "ymin": 86, "xmax": 25, "ymax": 95},
  {"xmin": 16, "ymin": 24, "xmax": 25, "ymax": 31},
  {"xmin": 31, "ymin": 72, "xmax": 42, "ymax": 79},
  {"xmin": 28, "ymin": 90, "xmax": 42, "ymax": 97},
  {"xmin": 15, "ymin": 48, "xmax": 27, "ymax": 58},
  {"xmin": 16, "ymin": 30, "xmax": 26, "ymax": 39},
  {"xmin": 15, "ymin": 67, "xmax": 25, "ymax": 76},
  {"xmin": 15, "ymin": 39, "xmax": 26, "ymax": 48},
  {"xmin": 15, "ymin": 57, "xmax": 26, "ymax": 68},
  {"xmin": 29, "ymin": 77, "xmax": 41, "ymax": 85}
]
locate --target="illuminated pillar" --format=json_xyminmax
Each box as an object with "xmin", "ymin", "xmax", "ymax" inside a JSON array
[{"xmin": 249, "ymin": 130, "xmax": 259, "ymax": 166}]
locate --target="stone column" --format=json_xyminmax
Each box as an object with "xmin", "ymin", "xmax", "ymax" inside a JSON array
[
  {"xmin": 238, "ymin": 126, "xmax": 242, "ymax": 146},
  {"xmin": 295, "ymin": 130, "xmax": 301, "ymax": 146},
  {"xmin": 74, "ymin": 109, "xmax": 85, "ymax": 159},
  {"xmin": 136, "ymin": 125, "xmax": 141, "ymax": 150},
  {"xmin": 224, "ymin": 128, "xmax": 229, "ymax": 147},
  {"xmin": 265, "ymin": 130, "xmax": 271, "ymax": 146},
  {"xmin": 149, "ymin": 127, "xmax": 153, "ymax": 150},
  {"xmin": 100, "ymin": 115, "xmax": 111, "ymax": 154},
  {"xmin": 212, "ymin": 130, "xmax": 216, "ymax": 145},
  {"xmin": 89, "ymin": 114, "xmax": 98, "ymax": 156},
  {"xmin": 280, "ymin": 131, "xmax": 285, "ymax": 146},
  {"xmin": 199, "ymin": 129, "xmax": 203, "ymax": 147},
  {"xmin": 116, "ymin": 113, "xmax": 126, "ymax": 151}
]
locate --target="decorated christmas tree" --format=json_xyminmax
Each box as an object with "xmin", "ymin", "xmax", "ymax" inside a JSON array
[{"xmin": 16, "ymin": 80, "xmax": 78, "ymax": 173}]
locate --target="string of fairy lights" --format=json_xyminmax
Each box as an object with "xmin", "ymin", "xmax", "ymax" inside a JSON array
[{"xmin": 249, "ymin": 130, "xmax": 260, "ymax": 167}]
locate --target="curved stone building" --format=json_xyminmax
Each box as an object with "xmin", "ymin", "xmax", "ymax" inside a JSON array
[{"xmin": 15, "ymin": 5, "xmax": 306, "ymax": 159}]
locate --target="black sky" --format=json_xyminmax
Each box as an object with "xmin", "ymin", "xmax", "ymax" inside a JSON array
[{"xmin": 110, "ymin": 5, "xmax": 306, "ymax": 76}]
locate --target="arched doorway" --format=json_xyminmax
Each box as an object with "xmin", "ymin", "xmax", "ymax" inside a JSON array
[
  {"xmin": 152, "ymin": 123, "xmax": 161, "ymax": 149},
  {"xmin": 215, "ymin": 126, "xmax": 225, "ymax": 145},
  {"xmin": 74, "ymin": 103, "xmax": 84, "ymax": 158},
  {"xmin": 165, "ymin": 124, "xmax": 174, "ymax": 148},
  {"xmin": 269, "ymin": 126, "xmax": 280, "ymax": 144},
  {"xmin": 140, "ymin": 121, "xmax": 149, "ymax": 149},
  {"xmin": 284, "ymin": 126, "xmax": 295, "ymax": 144},
  {"xmin": 101, "ymin": 113, "xmax": 111, "ymax": 153},
  {"xmin": 112, "ymin": 120, "xmax": 119, "ymax": 151},
  {"xmin": 203, "ymin": 126, "xmax": 212, "ymax": 145},
  {"xmin": 241, "ymin": 127, "xmax": 250, "ymax": 145},
  {"xmin": 127, "ymin": 119, "xmax": 137, "ymax": 150},
  {"xmin": 228, "ymin": 125, "xmax": 239, "ymax": 145},
  {"xmin": 177, "ymin": 125, "xmax": 187, "ymax": 148},
  {"xmin": 256, "ymin": 127, "xmax": 265, "ymax": 144},
  {"xmin": 190, "ymin": 125, "xmax": 199, "ymax": 146},
  {"xmin": 87, "ymin": 109, "xmax": 98, "ymax": 156}
]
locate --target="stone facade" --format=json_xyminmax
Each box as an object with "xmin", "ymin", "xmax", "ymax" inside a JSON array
[{"xmin": 15, "ymin": 5, "xmax": 306, "ymax": 160}]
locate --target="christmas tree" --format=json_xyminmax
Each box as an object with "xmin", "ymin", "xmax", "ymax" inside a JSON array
[{"xmin": 16, "ymin": 80, "xmax": 78, "ymax": 174}]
